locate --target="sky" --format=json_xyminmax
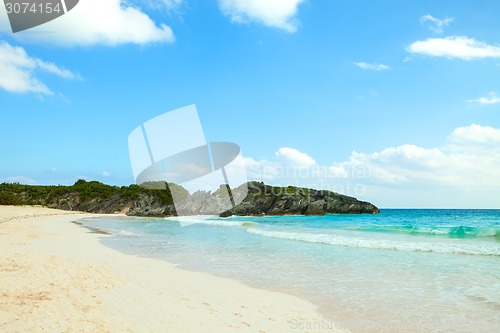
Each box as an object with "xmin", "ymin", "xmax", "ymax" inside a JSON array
[{"xmin": 0, "ymin": 0, "xmax": 499, "ymax": 208}]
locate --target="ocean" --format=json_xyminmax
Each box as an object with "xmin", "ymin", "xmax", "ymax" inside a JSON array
[{"xmin": 79, "ymin": 209, "xmax": 499, "ymax": 332}]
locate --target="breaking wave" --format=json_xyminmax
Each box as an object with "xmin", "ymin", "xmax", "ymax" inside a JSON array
[{"xmin": 247, "ymin": 229, "xmax": 500, "ymax": 256}]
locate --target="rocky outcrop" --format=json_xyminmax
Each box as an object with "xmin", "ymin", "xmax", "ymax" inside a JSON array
[
  {"xmin": 219, "ymin": 182, "xmax": 379, "ymax": 216},
  {"xmin": 173, "ymin": 186, "xmax": 237, "ymax": 216},
  {"xmin": 127, "ymin": 193, "xmax": 177, "ymax": 217},
  {"xmin": 53, "ymin": 193, "xmax": 128, "ymax": 214},
  {"xmin": 0, "ymin": 180, "xmax": 379, "ymax": 217}
]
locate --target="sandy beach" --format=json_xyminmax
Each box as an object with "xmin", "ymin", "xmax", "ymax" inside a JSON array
[{"xmin": 0, "ymin": 206, "xmax": 346, "ymax": 333}]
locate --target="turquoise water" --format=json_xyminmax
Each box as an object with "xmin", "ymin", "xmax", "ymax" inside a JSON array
[{"xmin": 80, "ymin": 209, "xmax": 500, "ymax": 332}]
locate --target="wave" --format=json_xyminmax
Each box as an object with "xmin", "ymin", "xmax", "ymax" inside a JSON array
[
  {"xmin": 165, "ymin": 216, "xmax": 259, "ymax": 227},
  {"xmin": 247, "ymin": 229, "xmax": 500, "ymax": 256},
  {"xmin": 187, "ymin": 220, "xmax": 259, "ymax": 227},
  {"xmin": 344, "ymin": 225, "xmax": 500, "ymax": 239},
  {"xmin": 118, "ymin": 230, "xmax": 138, "ymax": 237}
]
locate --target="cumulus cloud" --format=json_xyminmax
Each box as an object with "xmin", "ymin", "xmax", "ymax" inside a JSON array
[
  {"xmin": 447, "ymin": 124, "xmax": 500, "ymax": 144},
  {"xmin": 0, "ymin": 41, "xmax": 80, "ymax": 94},
  {"xmin": 0, "ymin": 0, "xmax": 174, "ymax": 46},
  {"xmin": 244, "ymin": 124, "xmax": 500, "ymax": 207},
  {"xmin": 333, "ymin": 124, "xmax": 499, "ymax": 185},
  {"xmin": 101, "ymin": 171, "xmax": 111, "ymax": 177},
  {"xmin": 333, "ymin": 146, "xmax": 445, "ymax": 186},
  {"xmin": 275, "ymin": 147, "xmax": 316, "ymax": 169},
  {"xmin": 354, "ymin": 62, "xmax": 390, "ymax": 71},
  {"xmin": 241, "ymin": 147, "xmax": 317, "ymax": 181},
  {"xmin": 218, "ymin": 0, "xmax": 304, "ymax": 32},
  {"xmin": 420, "ymin": 14, "xmax": 454, "ymax": 33},
  {"xmin": 323, "ymin": 125, "xmax": 500, "ymax": 207},
  {"xmin": 242, "ymin": 156, "xmax": 281, "ymax": 181},
  {"xmin": 466, "ymin": 92, "xmax": 500, "ymax": 105},
  {"xmin": 407, "ymin": 36, "xmax": 500, "ymax": 60}
]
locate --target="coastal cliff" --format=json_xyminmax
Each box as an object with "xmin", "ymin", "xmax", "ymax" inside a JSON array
[
  {"xmin": 220, "ymin": 182, "xmax": 379, "ymax": 216},
  {"xmin": 0, "ymin": 180, "xmax": 379, "ymax": 217}
]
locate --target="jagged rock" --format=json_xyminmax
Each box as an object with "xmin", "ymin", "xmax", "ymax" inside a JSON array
[
  {"xmin": 0, "ymin": 180, "xmax": 379, "ymax": 217},
  {"xmin": 220, "ymin": 182, "xmax": 379, "ymax": 216},
  {"xmin": 126, "ymin": 194, "xmax": 176, "ymax": 217}
]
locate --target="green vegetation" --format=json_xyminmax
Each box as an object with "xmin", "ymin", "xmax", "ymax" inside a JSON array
[
  {"xmin": 0, "ymin": 180, "xmax": 378, "ymax": 216},
  {"xmin": 0, "ymin": 191, "xmax": 22, "ymax": 205},
  {"xmin": 247, "ymin": 182, "xmax": 312, "ymax": 198},
  {"xmin": 0, "ymin": 180, "xmax": 188, "ymax": 208}
]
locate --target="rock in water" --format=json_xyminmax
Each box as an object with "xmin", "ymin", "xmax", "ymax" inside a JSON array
[{"xmin": 219, "ymin": 182, "xmax": 379, "ymax": 217}]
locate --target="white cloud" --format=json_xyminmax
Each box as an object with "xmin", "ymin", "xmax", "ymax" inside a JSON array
[
  {"xmin": 131, "ymin": 0, "xmax": 183, "ymax": 10},
  {"xmin": 276, "ymin": 147, "xmax": 316, "ymax": 169},
  {"xmin": 101, "ymin": 171, "xmax": 111, "ymax": 177},
  {"xmin": 241, "ymin": 147, "xmax": 317, "ymax": 181},
  {"xmin": 447, "ymin": 124, "xmax": 500, "ymax": 144},
  {"xmin": 354, "ymin": 62, "xmax": 390, "ymax": 71},
  {"xmin": 244, "ymin": 124, "xmax": 500, "ymax": 208},
  {"xmin": 0, "ymin": 41, "xmax": 80, "ymax": 94},
  {"xmin": 407, "ymin": 36, "xmax": 500, "ymax": 60},
  {"xmin": 36, "ymin": 60, "xmax": 81, "ymax": 80},
  {"xmin": 331, "ymin": 145, "xmax": 449, "ymax": 185},
  {"xmin": 420, "ymin": 14, "xmax": 454, "ymax": 33},
  {"xmin": 466, "ymin": 92, "xmax": 500, "ymax": 105},
  {"xmin": 242, "ymin": 156, "xmax": 281, "ymax": 181},
  {"xmin": 218, "ymin": 0, "xmax": 304, "ymax": 32},
  {"xmin": 0, "ymin": 0, "xmax": 174, "ymax": 46},
  {"xmin": 323, "ymin": 125, "xmax": 500, "ymax": 207}
]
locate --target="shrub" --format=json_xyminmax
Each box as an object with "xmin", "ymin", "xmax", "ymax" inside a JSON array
[{"xmin": 0, "ymin": 192, "xmax": 22, "ymax": 205}]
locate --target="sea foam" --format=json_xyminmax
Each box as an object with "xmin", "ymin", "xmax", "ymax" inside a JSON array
[
  {"xmin": 166, "ymin": 216, "xmax": 258, "ymax": 227},
  {"xmin": 246, "ymin": 228, "xmax": 500, "ymax": 256}
]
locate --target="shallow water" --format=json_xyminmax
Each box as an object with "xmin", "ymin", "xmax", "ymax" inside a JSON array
[{"xmin": 80, "ymin": 209, "xmax": 500, "ymax": 332}]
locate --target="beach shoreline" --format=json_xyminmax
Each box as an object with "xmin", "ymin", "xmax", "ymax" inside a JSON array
[{"xmin": 0, "ymin": 205, "xmax": 346, "ymax": 333}]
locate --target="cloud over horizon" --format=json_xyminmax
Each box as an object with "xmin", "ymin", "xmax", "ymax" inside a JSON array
[{"xmin": 242, "ymin": 124, "xmax": 500, "ymax": 208}]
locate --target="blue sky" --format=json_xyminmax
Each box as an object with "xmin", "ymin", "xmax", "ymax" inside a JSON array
[{"xmin": 1, "ymin": 0, "xmax": 499, "ymax": 208}]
